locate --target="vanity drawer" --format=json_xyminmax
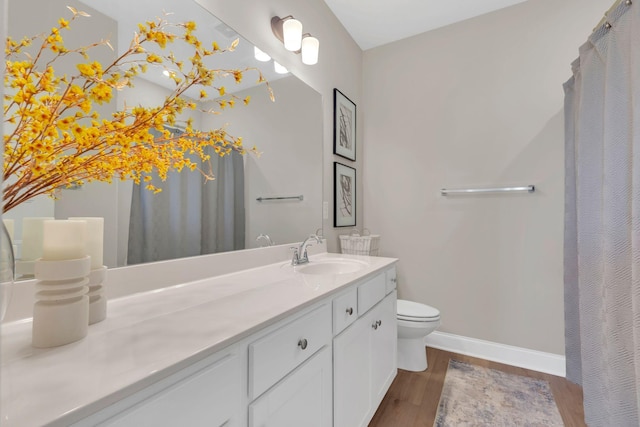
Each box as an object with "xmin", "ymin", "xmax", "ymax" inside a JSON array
[
  {"xmin": 357, "ymin": 273, "xmax": 386, "ymax": 315},
  {"xmin": 385, "ymin": 267, "xmax": 397, "ymax": 295},
  {"xmin": 249, "ymin": 304, "xmax": 331, "ymax": 399},
  {"xmin": 333, "ymin": 289, "xmax": 358, "ymax": 335}
]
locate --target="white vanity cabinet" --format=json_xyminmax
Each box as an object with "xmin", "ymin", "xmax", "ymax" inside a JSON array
[
  {"xmin": 249, "ymin": 347, "xmax": 332, "ymax": 427},
  {"xmin": 50, "ymin": 262, "xmax": 398, "ymax": 427},
  {"xmin": 333, "ymin": 270, "xmax": 398, "ymax": 427},
  {"xmin": 248, "ymin": 304, "xmax": 333, "ymax": 427},
  {"xmin": 72, "ymin": 347, "xmax": 244, "ymax": 427}
]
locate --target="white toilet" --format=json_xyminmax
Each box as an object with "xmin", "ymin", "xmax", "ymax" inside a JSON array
[{"xmin": 397, "ymin": 299, "xmax": 441, "ymax": 372}]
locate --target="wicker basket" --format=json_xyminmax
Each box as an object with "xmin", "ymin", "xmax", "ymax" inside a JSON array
[{"xmin": 339, "ymin": 231, "xmax": 381, "ymax": 256}]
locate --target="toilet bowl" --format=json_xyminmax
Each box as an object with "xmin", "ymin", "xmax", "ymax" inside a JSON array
[{"xmin": 397, "ymin": 299, "xmax": 440, "ymax": 372}]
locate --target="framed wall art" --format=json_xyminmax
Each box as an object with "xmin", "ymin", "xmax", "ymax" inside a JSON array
[
  {"xmin": 333, "ymin": 89, "xmax": 356, "ymax": 161},
  {"xmin": 334, "ymin": 162, "xmax": 356, "ymax": 227}
]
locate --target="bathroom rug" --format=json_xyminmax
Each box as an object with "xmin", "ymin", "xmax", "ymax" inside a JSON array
[{"xmin": 434, "ymin": 359, "xmax": 563, "ymax": 426}]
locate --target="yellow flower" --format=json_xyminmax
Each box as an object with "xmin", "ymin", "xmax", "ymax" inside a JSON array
[
  {"xmin": 146, "ymin": 53, "xmax": 162, "ymax": 63},
  {"xmin": 90, "ymin": 83, "xmax": 112, "ymax": 104},
  {"xmin": 76, "ymin": 63, "xmax": 95, "ymax": 77}
]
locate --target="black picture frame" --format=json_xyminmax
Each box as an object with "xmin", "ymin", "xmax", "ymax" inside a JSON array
[
  {"xmin": 334, "ymin": 162, "xmax": 356, "ymax": 227},
  {"xmin": 333, "ymin": 89, "xmax": 356, "ymax": 161}
]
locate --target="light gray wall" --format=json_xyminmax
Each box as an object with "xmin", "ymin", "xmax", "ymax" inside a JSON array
[
  {"xmin": 204, "ymin": 76, "xmax": 323, "ymax": 249},
  {"xmin": 362, "ymin": 0, "xmax": 609, "ymax": 355},
  {"xmin": 195, "ymin": 0, "xmax": 364, "ymax": 251}
]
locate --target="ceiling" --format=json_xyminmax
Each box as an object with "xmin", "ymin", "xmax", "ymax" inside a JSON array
[{"xmin": 322, "ymin": 0, "xmax": 529, "ymax": 51}]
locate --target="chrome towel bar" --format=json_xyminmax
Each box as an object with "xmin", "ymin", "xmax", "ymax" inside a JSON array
[
  {"xmin": 256, "ymin": 195, "xmax": 304, "ymax": 202},
  {"xmin": 440, "ymin": 185, "xmax": 535, "ymax": 196}
]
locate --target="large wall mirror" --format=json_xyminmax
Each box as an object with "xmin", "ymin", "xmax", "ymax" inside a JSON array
[{"xmin": 5, "ymin": 0, "xmax": 323, "ymax": 274}]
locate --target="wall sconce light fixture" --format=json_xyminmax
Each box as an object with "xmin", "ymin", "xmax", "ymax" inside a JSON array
[
  {"xmin": 301, "ymin": 34, "xmax": 319, "ymax": 65},
  {"xmin": 271, "ymin": 15, "xmax": 320, "ymax": 65},
  {"xmin": 274, "ymin": 61, "xmax": 289, "ymax": 74},
  {"xmin": 254, "ymin": 46, "xmax": 271, "ymax": 62}
]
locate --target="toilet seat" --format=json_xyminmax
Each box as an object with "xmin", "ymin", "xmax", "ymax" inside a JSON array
[{"xmin": 397, "ymin": 299, "xmax": 440, "ymax": 322}]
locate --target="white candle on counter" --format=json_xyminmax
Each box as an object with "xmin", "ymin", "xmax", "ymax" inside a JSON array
[
  {"xmin": 68, "ymin": 217, "xmax": 104, "ymax": 268},
  {"xmin": 21, "ymin": 217, "xmax": 54, "ymax": 261},
  {"xmin": 41, "ymin": 220, "xmax": 87, "ymax": 261},
  {"xmin": 2, "ymin": 219, "xmax": 15, "ymax": 243}
]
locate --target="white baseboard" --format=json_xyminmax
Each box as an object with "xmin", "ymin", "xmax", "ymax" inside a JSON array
[{"xmin": 425, "ymin": 331, "xmax": 566, "ymax": 377}]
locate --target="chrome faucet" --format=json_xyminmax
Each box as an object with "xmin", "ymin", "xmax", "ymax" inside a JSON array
[
  {"xmin": 256, "ymin": 233, "xmax": 275, "ymax": 247},
  {"xmin": 291, "ymin": 234, "xmax": 322, "ymax": 266}
]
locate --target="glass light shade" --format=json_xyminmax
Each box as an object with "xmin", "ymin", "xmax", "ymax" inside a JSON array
[
  {"xmin": 254, "ymin": 46, "xmax": 271, "ymax": 62},
  {"xmin": 274, "ymin": 61, "xmax": 289, "ymax": 74},
  {"xmin": 301, "ymin": 36, "xmax": 319, "ymax": 65},
  {"xmin": 283, "ymin": 18, "xmax": 302, "ymax": 51}
]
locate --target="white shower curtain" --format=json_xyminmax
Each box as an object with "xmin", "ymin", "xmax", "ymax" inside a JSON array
[
  {"xmin": 127, "ymin": 129, "xmax": 245, "ymax": 265},
  {"xmin": 564, "ymin": 1, "xmax": 640, "ymax": 425}
]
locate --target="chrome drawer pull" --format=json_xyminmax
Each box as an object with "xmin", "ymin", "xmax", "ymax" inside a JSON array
[
  {"xmin": 377, "ymin": 320, "xmax": 382, "ymax": 327},
  {"xmin": 372, "ymin": 322, "xmax": 378, "ymax": 330},
  {"xmin": 346, "ymin": 307, "xmax": 353, "ymax": 316},
  {"xmin": 298, "ymin": 338, "xmax": 308, "ymax": 350}
]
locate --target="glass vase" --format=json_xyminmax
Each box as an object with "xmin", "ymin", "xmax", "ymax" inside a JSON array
[{"xmin": 1, "ymin": 221, "xmax": 15, "ymax": 321}]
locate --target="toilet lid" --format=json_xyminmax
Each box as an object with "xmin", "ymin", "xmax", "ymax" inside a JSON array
[{"xmin": 397, "ymin": 299, "xmax": 440, "ymax": 320}]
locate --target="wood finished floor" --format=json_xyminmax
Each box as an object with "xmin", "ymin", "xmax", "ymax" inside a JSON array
[{"xmin": 369, "ymin": 347, "xmax": 586, "ymax": 427}]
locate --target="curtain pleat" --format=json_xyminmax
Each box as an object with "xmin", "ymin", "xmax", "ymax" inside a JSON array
[{"xmin": 564, "ymin": 2, "xmax": 640, "ymax": 425}]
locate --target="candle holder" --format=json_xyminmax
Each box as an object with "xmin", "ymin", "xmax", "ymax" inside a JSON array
[
  {"xmin": 32, "ymin": 256, "xmax": 90, "ymax": 348},
  {"xmin": 88, "ymin": 266, "xmax": 107, "ymax": 324}
]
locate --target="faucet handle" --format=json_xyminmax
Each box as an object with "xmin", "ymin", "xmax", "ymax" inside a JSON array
[
  {"xmin": 290, "ymin": 246, "xmax": 300, "ymax": 265},
  {"xmin": 309, "ymin": 233, "xmax": 322, "ymax": 243}
]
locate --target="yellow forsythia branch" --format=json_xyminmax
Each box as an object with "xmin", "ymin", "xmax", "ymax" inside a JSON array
[{"xmin": 3, "ymin": 6, "xmax": 273, "ymax": 213}]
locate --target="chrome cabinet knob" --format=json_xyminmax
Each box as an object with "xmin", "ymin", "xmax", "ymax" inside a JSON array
[
  {"xmin": 346, "ymin": 307, "xmax": 353, "ymax": 316},
  {"xmin": 372, "ymin": 322, "xmax": 378, "ymax": 330},
  {"xmin": 390, "ymin": 277, "xmax": 397, "ymax": 283},
  {"xmin": 377, "ymin": 320, "xmax": 382, "ymax": 327},
  {"xmin": 298, "ymin": 338, "xmax": 308, "ymax": 350}
]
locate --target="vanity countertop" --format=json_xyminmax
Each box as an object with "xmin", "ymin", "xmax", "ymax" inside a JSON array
[{"xmin": 0, "ymin": 252, "xmax": 397, "ymax": 427}]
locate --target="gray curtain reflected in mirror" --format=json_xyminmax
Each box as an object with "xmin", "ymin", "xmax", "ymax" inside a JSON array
[{"xmin": 127, "ymin": 128, "xmax": 245, "ymax": 265}]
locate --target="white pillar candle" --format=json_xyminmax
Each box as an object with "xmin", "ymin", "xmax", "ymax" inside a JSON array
[
  {"xmin": 2, "ymin": 219, "xmax": 15, "ymax": 243},
  {"xmin": 69, "ymin": 217, "xmax": 104, "ymax": 269},
  {"xmin": 42, "ymin": 220, "xmax": 87, "ymax": 261},
  {"xmin": 21, "ymin": 217, "xmax": 54, "ymax": 261}
]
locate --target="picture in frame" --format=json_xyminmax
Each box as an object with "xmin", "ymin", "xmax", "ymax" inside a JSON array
[
  {"xmin": 334, "ymin": 162, "xmax": 356, "ymax": 227},
  {"xmin": 333, "ymin": 89, "xmax": 356, "ymax": 161}
]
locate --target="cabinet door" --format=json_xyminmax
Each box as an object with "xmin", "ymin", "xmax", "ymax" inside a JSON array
[
  {"xmin": 99, "ymin": 353, "xmax": 241, "ymax": 427},
  {"xmin": 249, "ymin": 346, "xmax": 332, "ymax": 427},
  {"xmin": 333, "ymin": 310, "xmax": 373, "ymax": 427},
  {"xmin": 370, "ymin": 292, "xmax": 398, "ymax": 407}
]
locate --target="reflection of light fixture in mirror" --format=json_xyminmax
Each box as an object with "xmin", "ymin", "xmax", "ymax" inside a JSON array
[
  {"xmin": 271, "ymin": 15, "xmax": 320, "ymax": 65},
  {"xmin": 301, "ymin": 34, "xmax": 319, "ymax": 65},
  {"xmin": 274, "ymin": 61, "xmax": 289, "ymax": 74},
  {"xmin": 254, "ymin": 46, "xmax": 271, "ymax": 62}
]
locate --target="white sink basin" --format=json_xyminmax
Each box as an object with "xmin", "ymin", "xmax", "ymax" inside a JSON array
[{"xmin": 295, "ymin": 259, "xmax": 367, "ymax": 275}]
